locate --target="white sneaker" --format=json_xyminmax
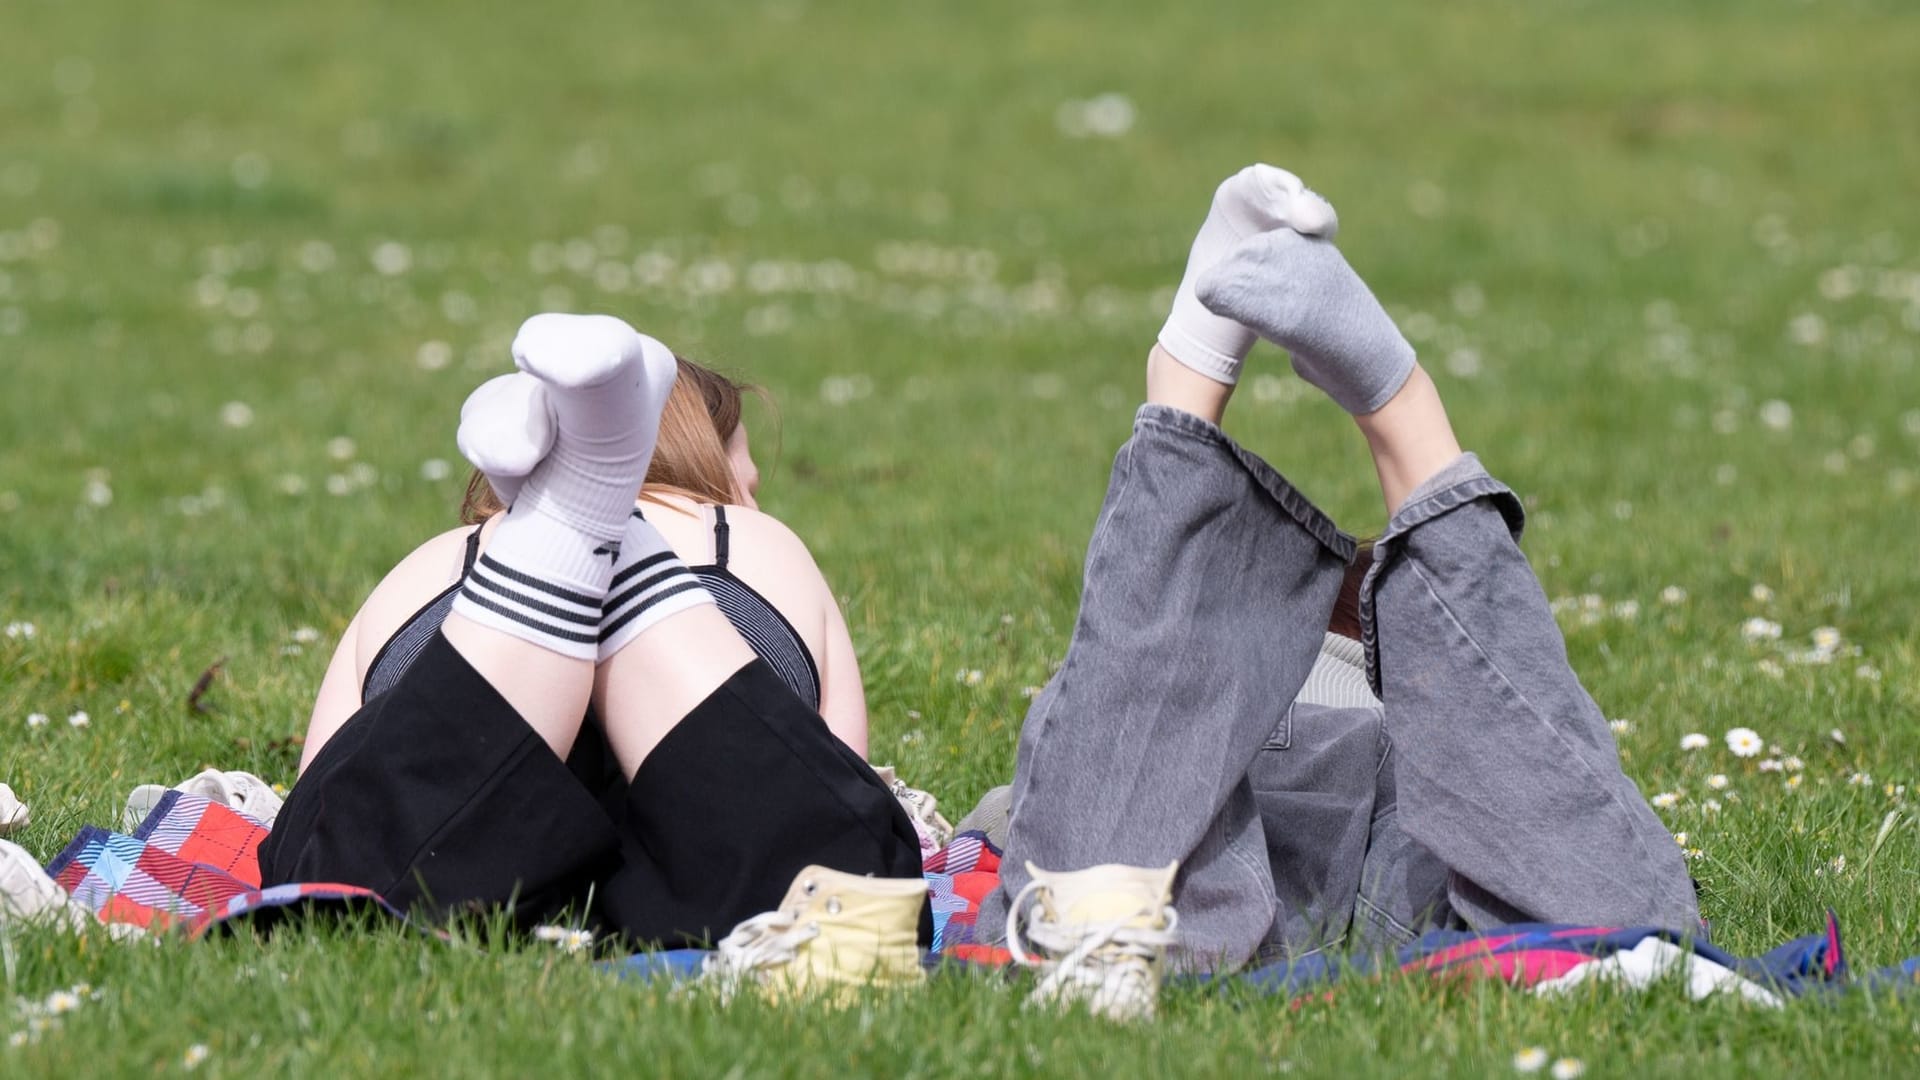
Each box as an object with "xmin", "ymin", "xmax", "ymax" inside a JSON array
[
  {"xmin": 0, "ymin": 839, "xmax": 96, "ymax": 933},
  {"xmin": 701, "ymin": 864, "xmax": 928, "ymax": 1004},
  {"xmin": 122, "ymin": 768, "xmax": 284, "ymax": 830},
  {"xmin": 0, "ymin": 783, "xmax": 29, "ymax": 838},
  {"xmin": 1007, "ymin": 860, "xmax": 1180, "ymax": 1023},
  {"xmin": 872, "ymin": 765, "xmax": 953, "ymax": 852}
]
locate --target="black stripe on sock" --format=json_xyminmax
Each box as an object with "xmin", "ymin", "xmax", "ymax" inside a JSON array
[
  {"xmin": 603, "ymin": 565, "xmax": 698, "ymax": 617},
  {"xmin": 609, "ymin": 551, "xmax": 676, "ymax": 592},
  {"xmin": 466, "ymin": 566, "xmax": 601, "ymax": 628},
  {"xmin": 475, "ymin": 553, "xmax": 604, "ymax": 609},
  {"xmin": 457, "ymin": 587, "xmax": 602, "ymax": 645},
  {"xmin": 598, "ymin": 580, "xmax": 710, "ymax": 643}
]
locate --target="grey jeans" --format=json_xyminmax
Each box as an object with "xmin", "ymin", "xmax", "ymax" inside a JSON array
[{"xmin": 973, "ymin": 405, "xmax": 1701, "ymax": 971}]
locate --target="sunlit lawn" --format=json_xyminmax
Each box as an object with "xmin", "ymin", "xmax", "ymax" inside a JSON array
[{"xmin": 3, "ymin": 0, "xmax": 1918, "ymax": 1074}]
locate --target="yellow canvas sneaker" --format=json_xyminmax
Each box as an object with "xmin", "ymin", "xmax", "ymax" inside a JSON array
[
  {"xmin": 1008, "ymin": 860, "xmax": 1180, "ymax": 1023},
  {"xmin": 702, "ymin": 865, "xmax": 928, "ymax": 1004}
]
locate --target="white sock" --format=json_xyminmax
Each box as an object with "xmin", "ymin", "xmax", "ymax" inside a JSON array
[
  {"xmin": 456, "ymin": 372, "xmax": 553, "ymax": 507},
  {"xmin": 451, "ymin": 314, "xmax": 678, "ymax": 659},
  {"xmin": 1157, "ymin": 164, "xmax": 1339, "ymax": 385},
  {"xmin": 598, "ymin": 510, "xmax": 715, "ymax": 662},
  {"xmin": 1196, "ymin": 230, "xmax": 1416, "ymax": 414}
]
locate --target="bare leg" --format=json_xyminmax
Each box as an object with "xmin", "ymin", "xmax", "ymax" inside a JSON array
[
  {"xmin": 1351, "ymin": 364, "xmax": 1463, "ymax": 516},
  {"xmin": 1146, "ymin": 343, "xmax": 1236, "ymax": 426},
  {"xmin": 440, "ymin": 618, "xmax": 595, "ymax": 755},
  {"xmin": 592, "ymin": 606, "xmax": 756, "ymax": 777}
]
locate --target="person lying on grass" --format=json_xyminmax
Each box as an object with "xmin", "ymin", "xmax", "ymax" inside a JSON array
[
  {"xmin": 301, "ymin": 354, "xmax": 871, "ymax": 765},
  {"xmin": 964, "ymin": 165, "xmax": 1702, "ymax": 1022},
  {"xmin": 262, "ymin": 317, "xmax": 930, "ymax": 989}
]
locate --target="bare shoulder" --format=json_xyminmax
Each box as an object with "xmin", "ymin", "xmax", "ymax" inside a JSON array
[
  {"xmin": 714, "ymin": 505, "xmax": 835, "ymax": 638},
  {"xmin": 349, "ymin": 521, "xmax": 489, "ymax": 672},
  {"xmin": 718, "ymin": 505, "xmax": 828, "ymax": 578}
]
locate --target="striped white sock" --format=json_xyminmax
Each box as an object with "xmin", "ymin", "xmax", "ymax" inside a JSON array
[
  {"xmin": 455, "ymin": 372, "xmax": 553, "ymax": 508},
  {"xmin": 451, "ymin": 313, "xmax": 678, "ymax": 658},
  {"xmin": 599, "ymin": 510, "xmax": 714, "ymax": 661}
]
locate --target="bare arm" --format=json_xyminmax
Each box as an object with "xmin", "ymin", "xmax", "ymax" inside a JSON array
[
  {"xmin": 815, "ymin": 578, "xmax": 871, "ymax": 758},
  {"xmin": 295, "ymin": 523, "xmax": 487, "ymax": 774},
  {"xmin": 715, "ymin": 506, "xmax": 871, "ymax": 758},
  {"xmin": 299, "ymin": 613, "xmax": 364, "ymax": 773}
]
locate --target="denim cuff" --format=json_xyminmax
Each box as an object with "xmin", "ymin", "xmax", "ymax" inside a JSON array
[
  {"xmin": 1133, "ymin": 404, "xmax": 1358, "ymax": 564},
  {"xmin": 1356, "ymin": 452, "xmax": 1526, "ymax": 695}
]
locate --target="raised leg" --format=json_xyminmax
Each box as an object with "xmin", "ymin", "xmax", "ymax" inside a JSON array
[
  {"xmin": 1203, "ymin": 229, "xmax": 1702, "ymax": 934},
  {"xmin": 974, "ymin": 400, "xmax": 1354, "ymax": 971}
]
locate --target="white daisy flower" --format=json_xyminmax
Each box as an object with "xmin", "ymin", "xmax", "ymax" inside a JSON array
[
  {"xmin": 1659, "ymin": 585, "xmax": 1687, "ymax": 605},
  {"xmin": 67, "ymin": 710, "xmax": 89, "ymax": 728},
  {"xmin": 1679, "ymin": 733, "xmax": 1709, "ymax": 751},
  {"xmin": 1702, "ymin": 799, "xmax": 1722, "ymax": 814},
  {"xmin": 1758, "ymin": 759, "xmax": 1783, "ymax": 773},
  {"xmin": 1782, "ymin": 756, "xmax": 1804, "ymax": 773},
  {"xmin": 183, "ymin": 1044, "xmax": 210, "ymax": 1070},
  {"xmin": 1608, "ymin": 718, "xmax": 1633, "ymax": 735},
  {"xmin": 1740, "ymin": 617, "xmax": 1781, "ymax": 642},
  {"xmin": 1551, "ymin": 1058, "xmax": 1586, "ymax": 1080},
  {"xmin": 26, "ymin": 712, "xmax": 48, "ymax": 728},
  {"xmin": 1707, "ymin": 774, "xmax": 1730, "ymax": 790},
  {"xmin": 1512, "ymin": 1047, "xmax": 1548, "ymax": 1073},
  {"xmin": 1749, "ymin": 583, "xmax": 1775, "ymax": 603},
  {"xmin": 1652, "ymin": 792, "xmax": 1681, "ymax": 809},
  {"xmin": 1725, "ymin": 728, "xmax": 1764, "ymax": 757},
  {"xmin": 1848, "ymin": 772, "xmax": 1872, "ymax": 786}
]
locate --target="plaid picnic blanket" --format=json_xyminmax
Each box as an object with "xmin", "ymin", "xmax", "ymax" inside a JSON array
[
  {"xmin": 40, "ymin": 799, "xmax": 1919, "ymax": 999},
  {"xmin": 44, "ymin": 791, "xmax": 400, "ymax": 939}
]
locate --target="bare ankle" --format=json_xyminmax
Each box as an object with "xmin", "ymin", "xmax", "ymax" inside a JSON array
[
  {"xmin": 1145, "ymin": 344, "xmax": 1234, "ymax": 426},
  {"xmin": 1354, "ymin": 365, "xmax": 1463, "ymax": 514}
]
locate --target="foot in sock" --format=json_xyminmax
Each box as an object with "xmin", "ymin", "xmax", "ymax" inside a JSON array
[
  {"xmin": 1195, "ymin": 229, "xmax": 1416, "ymax": 414},
  {"xmin": 456, "ymin": 372, "xmax": 553, "ymax": 507},
  {"xmin": 452, "ymin": 313, "xmax": 679, "ymax": 659},
  {"xmin": 1157, "ymin": 164, "xmax": 1339, "ymax": 386}
]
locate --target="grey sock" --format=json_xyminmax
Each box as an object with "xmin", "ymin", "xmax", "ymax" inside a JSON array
[{"xmin": 1196, "ymin": 230, "xmax": 1416, "ymax": 414}]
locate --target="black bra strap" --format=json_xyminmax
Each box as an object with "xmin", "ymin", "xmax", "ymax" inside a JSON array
[
  {"xmin": 461, "ymin": 525, "xmax": 483, "ymax": 575},
  {"xmin": 712, "ymin": 506, "xmax": 730, "ymax": 568}
]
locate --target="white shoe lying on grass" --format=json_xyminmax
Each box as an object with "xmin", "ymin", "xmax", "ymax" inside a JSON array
[
  {"xmin": 123, "ymin": 768, "xmax": 285, "ymax": 831},
  {"xmin": 0, "ymin": 838, "xmax": 97, "ymax": 933},
  {"xmin": 0, "ymin": 783, "xmax": 29, "ymax": 837},
  {"xmin": 1008, "ymin": 860, "xmax": 1180, "ymax": 1023}
]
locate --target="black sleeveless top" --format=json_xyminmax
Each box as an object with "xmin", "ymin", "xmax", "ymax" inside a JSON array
[{"xmin": 362, "ymin": 507, "xmax": 822, "ymax": 709}]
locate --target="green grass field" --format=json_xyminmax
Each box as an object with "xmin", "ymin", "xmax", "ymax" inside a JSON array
[{"xmin": 4, "ymin": 0, "xmax": 1919, "ymax": 1073}]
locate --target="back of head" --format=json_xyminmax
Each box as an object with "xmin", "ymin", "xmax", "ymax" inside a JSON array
[{"xmin": 460, "ymin": 356, "xmax": 747, "ymax": 523}]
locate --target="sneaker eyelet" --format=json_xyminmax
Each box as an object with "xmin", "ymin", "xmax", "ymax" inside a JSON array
[
  {"xmin": 825, "ymin": 897, "xmax": 842, "ymax": 916},
  {"xmin": 802, "ymin": 880, "xmax": 817, "ymax": 896}
]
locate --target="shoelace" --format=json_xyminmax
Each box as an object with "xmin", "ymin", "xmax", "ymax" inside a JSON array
[
  {"xmin": 1005, "ymin": 878, "xmax": 1179, "ymax": 1019},
  {"xmin": 699, "ymin": 906, "xmax": 822, "ymax": 1001}
]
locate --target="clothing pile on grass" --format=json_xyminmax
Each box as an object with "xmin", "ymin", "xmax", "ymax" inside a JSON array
[{"xmin": 7, "ymin": 775, "xmax": 1916, "ymax": 1004}]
